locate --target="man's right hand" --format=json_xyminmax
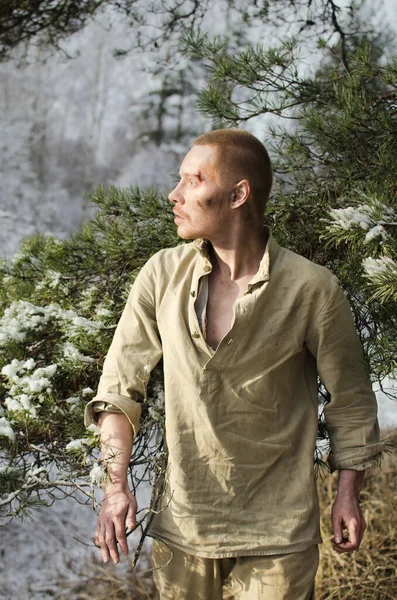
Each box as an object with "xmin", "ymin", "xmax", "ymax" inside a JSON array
[{"xmin": 95, "ymin": 488, "xmax": 137, "ymax": 564}]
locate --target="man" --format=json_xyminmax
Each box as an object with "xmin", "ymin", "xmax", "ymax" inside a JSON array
[{"xmin": 85, "ymin": 129, "xmax": 381, "ymax": 599}]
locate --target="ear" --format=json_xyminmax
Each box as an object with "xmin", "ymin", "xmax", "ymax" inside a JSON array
[{"xmin": 230, "ymin": 180, "xmax": 250, "ymax": 209}]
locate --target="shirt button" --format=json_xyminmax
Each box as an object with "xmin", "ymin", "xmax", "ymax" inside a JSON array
[
  {"xmin": 203, "ymin": 265, "xmax": 211, "ymax": 272},
  {"xmin": 192, "ymin": 332, "xmax": 200, "ymax": 339}
]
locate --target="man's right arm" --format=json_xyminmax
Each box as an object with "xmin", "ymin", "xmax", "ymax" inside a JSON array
[
  {"xmin": 84, "ymin": 251, "xmax": 164, "ymax": 433},
  {"xmin": 87, "ymin": 254, "xmax": 164, "ymax": 562},
  {"xmin": 95, "ymin": 411, "xmax": 136, "ymax": 564}
]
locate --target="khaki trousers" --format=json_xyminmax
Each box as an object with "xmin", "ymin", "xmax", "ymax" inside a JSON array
[{"xmin": 152, "ymin": 540, "xmax": 319, "ymax": 600}]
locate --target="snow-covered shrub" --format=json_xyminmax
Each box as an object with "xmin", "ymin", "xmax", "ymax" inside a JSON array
[{"xmin": 0, "ymin": 186, "xmax": 178, "ymax": 526}]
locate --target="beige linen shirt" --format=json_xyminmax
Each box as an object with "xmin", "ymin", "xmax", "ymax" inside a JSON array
[{"xmin": 85, "ymin": 227, "xmax": 381, "ymax": 558}]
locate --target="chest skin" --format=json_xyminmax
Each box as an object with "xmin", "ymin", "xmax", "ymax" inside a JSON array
[{"xmin": 205, "ymin": 270, "xmax": 254, "ymax": 350}]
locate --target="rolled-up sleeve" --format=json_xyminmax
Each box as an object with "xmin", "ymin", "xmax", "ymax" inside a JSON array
[
  {"xmin": 84, "ymin": 253, "xmax": 163, "ymax": 437},
  {"xmin": 306, "ymin": 275, "xmax": 382, "ymax": 472}
]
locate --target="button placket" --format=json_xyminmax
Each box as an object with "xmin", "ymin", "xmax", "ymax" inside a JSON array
[
  {"xmin": 217, "ymin": 293, "xmax": 256, "ymax": 364},
  {"xmin": 187, "ymin": 262, "xmax": 213, "ymax": 358}
]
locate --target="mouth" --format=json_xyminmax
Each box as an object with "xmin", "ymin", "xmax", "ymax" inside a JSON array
[{"xmin": 173, "ymin": 212, "xmax": 184, "ymax": 221}]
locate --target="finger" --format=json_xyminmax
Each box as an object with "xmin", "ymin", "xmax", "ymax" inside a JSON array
[
  {"xmin": 332, "ymin": 513, "xmax": 344, "ymax": 545},
  {"xmin": 94, "ymin": 517, "xmax": 104, "ymax": 548},
  {"xmin": 331, "ymin": 521, "xmax": 363, "ymax": 553},
  {"xmin": 332, "ymin": 539, "xmax": 356, "ymax": 553},
  {"xmin": 97, "ymin": 524, "xmax": 110, "ymax": 563},
  {"xmin": 100, "ymin": 543, "xmax": 111, "ymax": 563},
  {"xmin": 104, "ymin": 521, "xmax": 120, "ymax": 564},
  {"xmin": 354, "ymin": 517, "xmax": 367, "ymax": 551},
  {"xmin": 346, "ymin": 517, "xmax": 361, "ymax": 549},
  {"xmin": 126, "ymin": 501, "xmax": 137, "ymax": 530},
  {"xmin": 114, "ymin": 518, "xmax": 129, "ymax": 556},
  {"xmin": 332, "ymin": 535, "xmax": 362, "ymax": 553}
]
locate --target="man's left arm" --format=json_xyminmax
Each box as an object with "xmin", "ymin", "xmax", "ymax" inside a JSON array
[
  {"xmin": 306, "ymin": 274, "xmax": 383, "ymax": 553},
  {"xmin": 331, "ymin": 469, "xmax": 366, "ymax": 553}
]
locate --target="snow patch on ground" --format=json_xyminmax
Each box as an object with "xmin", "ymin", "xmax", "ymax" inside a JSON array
[{"xmin": 0, "ymin": 481, "xmax": 152, "ymax": 599}]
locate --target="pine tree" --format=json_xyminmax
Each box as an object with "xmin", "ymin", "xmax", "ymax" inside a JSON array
[
  {"xmin": 1, "ymin": 0, "xmax": 396, "ymax": 566},
  {"xmin": 0, "ymin": 186, "xmax": 178, "ymax": 561},
  {"xmin": 182, "ymin": 31, "xmax": 397, "ymax": 386}
]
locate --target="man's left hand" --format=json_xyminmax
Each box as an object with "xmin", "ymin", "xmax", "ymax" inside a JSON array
[{"xmin": 331, "ymin": 469, "xmax": 366, "ymax": 553}]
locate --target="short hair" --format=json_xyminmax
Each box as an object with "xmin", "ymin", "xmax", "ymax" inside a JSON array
[{"xmin": 194, "ymin": 128, "xmax": 273, "ymax": 207}]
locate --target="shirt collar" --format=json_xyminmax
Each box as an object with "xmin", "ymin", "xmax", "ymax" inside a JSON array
[
  {"xmin": 192, "ymin": 238, "xmax": 211, "ymax": 255},
  {"xmin": 192, "ymin": 225, "xmax": 279, "ymax": 291}
]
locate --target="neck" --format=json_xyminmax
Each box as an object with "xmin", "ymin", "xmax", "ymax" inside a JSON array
[{"xmin": 207, "ymin": 222, "xmax": 268, "ymax": 281}]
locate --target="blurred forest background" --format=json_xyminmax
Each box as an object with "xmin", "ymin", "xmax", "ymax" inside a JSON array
[
  {"xmin": 2, "ymin": 0, "xmax": 394, "ymax": 258},
  {"xmin": 0, "ymin": 0, "xmax": 396, "ymax": 598}
]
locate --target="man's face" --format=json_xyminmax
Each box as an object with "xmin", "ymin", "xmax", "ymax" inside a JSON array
[{"xmin": 168, "ymin": 144, "xmax": 232, "ymax": 240}]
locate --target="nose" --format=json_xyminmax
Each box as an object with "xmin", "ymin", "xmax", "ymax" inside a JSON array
[{"xmin": 168, "ymin": 181, "xmax": 183, "ymax": 204}]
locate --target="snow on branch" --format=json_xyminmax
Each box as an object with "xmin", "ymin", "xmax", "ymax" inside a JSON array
[
  {"xmin": 323, "ymin": 193, "xmax": 397, "ymax": 305},
  {"xmin": 326, "ymin": 198, "xmax": 395, "ymax": 245},
  {"xmin": 363, "ymin": 256, "xmax": 397, "ymax": 304}
]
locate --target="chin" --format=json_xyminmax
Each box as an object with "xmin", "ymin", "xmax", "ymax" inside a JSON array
[
  {"xmin": 176, "ymin": 225, "xmax": 203, "ymax": 240},
  {"xmin": 178, "ymin": 232, "xmax": 199, "ymax": 241}
]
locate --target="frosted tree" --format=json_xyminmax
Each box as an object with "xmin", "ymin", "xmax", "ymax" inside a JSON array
[
  {"xmin": 2, "ymin": 0, "xmax": 386, "ymax": 257},
  {"xmin": 0, "ymin": 186, "xmax": 179, "ymax": 563},
  {"xmin": 1, "ymin": 0, "xmax": 396, "ymax": 565},
  {"xmin": 0, "ymin": 0, "xmax": 381, "ymax": 63},
  {"xmin": 324, "ymin": 198, "xmax": 397, "ymax": 304}
]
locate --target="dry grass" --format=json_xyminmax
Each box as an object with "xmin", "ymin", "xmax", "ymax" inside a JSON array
[
  {"xmin": 59, "ymin": 452, "xmax": 397, "ymax": 599},
  {"xmin": 316, "ymin": 451, "xmax": 397, "ymax": 600},
  {"xmin": 54, "ymin": 552, "xmax": 159, "ymax": 600}
]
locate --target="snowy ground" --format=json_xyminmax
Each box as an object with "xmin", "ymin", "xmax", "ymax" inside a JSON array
[
  {"xmin": 0, "ymin": 497, "xmax": 98, "ymax": 599},
  {"xmin": 0, "ymin": 482, "xmax": 153, "ymax": 600}
]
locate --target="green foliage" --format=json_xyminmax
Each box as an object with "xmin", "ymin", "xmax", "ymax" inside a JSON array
[
  {"xmin": 0, "ymin": 0, "xmax": 108, "ymax": 60},
  {"xmin": 184, "ymin": 31, "xmax": 397, "ymax": 384},
  {"xmin": 1, "ymin": 1, "xmax": 396, "ymax": 566},
  {"xmin": 182, "ymin": 30, "xmax": 315, "ymax": 123},
  {"xmin": 0, "ymin": 186, "xmax": 178, "ymax": 525}
]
